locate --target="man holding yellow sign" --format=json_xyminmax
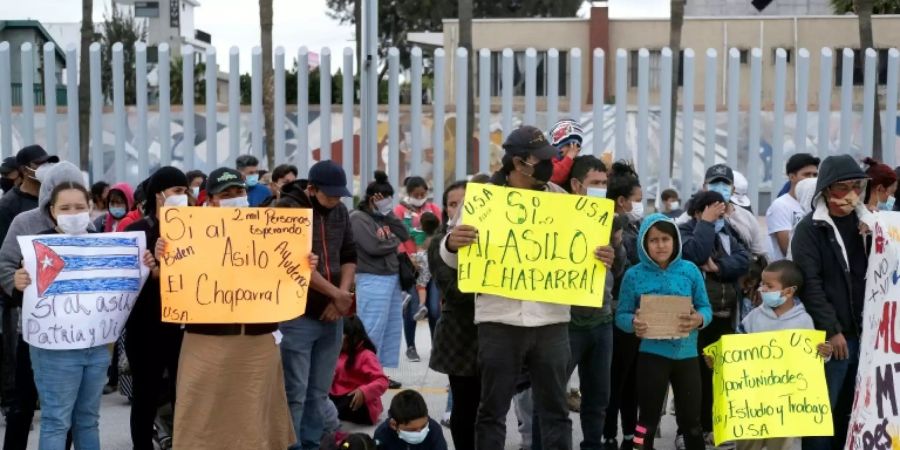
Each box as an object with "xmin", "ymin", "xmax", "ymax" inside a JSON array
[{"xmin": 438, "ymin": 126, "xmax": 615, "ymax": 450}]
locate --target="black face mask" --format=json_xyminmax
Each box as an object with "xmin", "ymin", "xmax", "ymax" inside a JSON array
[
  {"xmin": 529, "ymin": 159, "xmax": 553, "ymax": 186},
  {"xmin": 309, "ymin": 191, "xmax": 336, "ymax": 213},
  {"xmin": 0, "ymin": 178, "xmax": 14, "ymax": 193}
]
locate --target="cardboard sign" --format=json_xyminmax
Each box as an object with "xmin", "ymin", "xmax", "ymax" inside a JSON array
[
  {"xmin": 639, "ymin": 295, "xmax": 692, "ymax": 339},
  {"xmin": 17, "ymin": 232, "xmax": 149, "ymax": 350},
  {"xmin": 159, "ymin": 206, "xmax": 313, "ymax": 324},
  {"xmin": 703, "ymin": 330, "xmax": 832, "ymax": 445},
  {"xmin": 848, "ymin": 213, "xmax": 900, "ymax": 449},
  {"xmin": 457, "ymin": 184, "xmax": 614, "ymax": 307}
]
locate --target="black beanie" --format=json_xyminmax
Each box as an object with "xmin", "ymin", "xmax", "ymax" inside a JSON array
[{"xmin": 144, "ymin": 166, "xmax": 188, "ymax": 217}]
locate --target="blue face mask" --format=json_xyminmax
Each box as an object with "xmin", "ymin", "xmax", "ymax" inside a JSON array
[
  {"xmin": 760, "ymin": 290, "xmax": 787, "ymax": 309},
  {"xmin": 714, "ymin": 218, "xmax": 725, "ymax": 233},
  {"xmin": 245, "ymin": 174, "xmax": 259, "ymax": 187},
  {"xmin": 708, "ymin": 182, "xmax": 732, "ymax": 203},
  {"xmin": 586, "ymin": 187, "xmax": 607, "ymax": 199},
  {"xmin": 878, "ymin": 195, "xmax": 895, "ymax": 211},
  {"xmin": 398, "ymin": 424, "xmax": 429, "ymax": 445},
  {"xmin": 109, "ymin": 206, "xmax": 127, "ymax": 220}
]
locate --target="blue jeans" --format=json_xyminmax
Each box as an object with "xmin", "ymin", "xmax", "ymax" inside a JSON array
[
  {"xmin": 280, "ymin": 317, "xmax": 343, "ymax": 450},
  {"xmin": 29, "ymin": 345, "xmax": 111, "ymax": 450},
  {"xmin": 402, "ymin": 279, "xmax": 441, "ymax": 349},
  {"xmin": 802, "ymin": 337, "xmax": 859, "ymax": 450}
]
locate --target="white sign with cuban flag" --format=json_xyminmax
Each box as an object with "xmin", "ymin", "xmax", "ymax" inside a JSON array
[{"xmin": 17, "ymin": 232, "xmax": 149, "ymax": 350}]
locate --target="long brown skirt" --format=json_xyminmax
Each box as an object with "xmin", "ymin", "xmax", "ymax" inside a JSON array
[{"xmin": 172, "ymin": 332, "xmax": 295, "ymax": 450}]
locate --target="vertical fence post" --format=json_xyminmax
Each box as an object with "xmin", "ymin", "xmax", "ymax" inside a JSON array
[
  {"xmin": 524, "ymin": 48, "xmax": 536, "ymax": 126},
  {"xmin": 0, "ymin": 43, "xmax": 10, "ymax": 159},
  {"xmin": 320, "ymin": 48, "xmax": 332, "ymax": 162},
  {"xmin": 136, "ymin": 42, "xmax": 149, "ymax": 181},
  {"xmin": 159, "ymin": 43, "xmax": 171, "ymax": 167},
  {"xmin": 794, "ymin": 48, "xmax": 810, "ymax": 155},
  {"xmin": 501, "ymin": 48, "xmax": 513, "ymax": 135},
  {"xmin": 636, "ymin": 49, "xmax": 649, "ymax": 182},
  {"xmin": 726, "ymin": 48, "xmax": 740, "ymax": 171},
  {"xmin": 65, "ymin": 44, "xmax": 79, "ymax": 166},
  {"xmin": 592, "ymin": 48, "xmax": 605, "ymax": 156},
  {"xmin": 229, "ymin": 47, "xmax": 240, "ymax": 167},
  {"xmin": 433, "ymin": 49, "xmax": 446, "ymax": 202},
  {"xmin": 206, "ymin": 47, "xmax": 217, "ymax": 170},
  {"xmin": 43, "ymin": 43, "xmax": 57, "ymax": 155},
  {"xmin": 659, "ymin": 48, "xmax": 673, "ymax": 194},
  {"xmin": 747, "ymin": 48, "xmax": 762, "ymax": 210},
  {"xmin": 455, "ymin": 47, "xmax": 468, "ymax": 180},
  {"xmin": 21, "ymin": 42, "xmax": 34, "ymax": 145},
  {"xmin": 113, "ymin": 43, "xmax": 126, "ymax": 182},
  {"xmin": 704, "ymin": 49, "xmax": 717, "ymax": 167},
  {"xmin": 839, "ymin": 48, "xmax": 854, "ymax": 155},
  {"xmin": 570, "ymin": 48, "xmax": 582, "ymax": 122},
  {"xmin": 861, "ymin": 48, "xmax": 877, "ymax": 159},
  {"xmin": 251, "ymin": 46, "xmax": 263, "ymax": 161},
  {"xmin": 615, "ymin": 49, "xmax": 627, "ymax": 160},
  {"xmin": 681, "ymin": 49, "xmax": 695, "ymax": 194},
  {"xmin": 411, "ymin": 47, "xmax": 424, "ymax": 176},
  {"xmin": 274, "ymin": 47, "xmax": 285, "ymax": 166},
  {"xmin": 297, "ymin": 47, "xmax": 309, "ymax": 175},
  {"xmin": 388, "ymin": 47, "xmax": 400, "ymax": 189},
  {"xmin": 818, "ymin": 48, "xmax": 833, "ymax": 157},
  {"xmin": 478, "ymin": 48, "xmax": 490, "ymax": 175},
  {"xmin": 772, "ymin": 48, "xmax": 788, "ymax": 196},
  {"xmin": 89, "ymin": 42, "xmax": 102, "ymax": 181},
  {"xmin": 342, "ymin": 47, "xmax": 354, "ymax": 202},
  {"xmin": 182, "ymin": 45, "xmax": 195, "ymax": 171},
  {"xmin": 884, "ymin": 49, "xmax": 899, "ymax": 167},
  {"xmin": 547, "ymin": 49, "xmax": 559, "ymax": 131}
]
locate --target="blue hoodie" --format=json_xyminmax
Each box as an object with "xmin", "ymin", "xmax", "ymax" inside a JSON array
[{"xmin": 615, "ymin": 213, "xmax": 713, "ymax": 360}]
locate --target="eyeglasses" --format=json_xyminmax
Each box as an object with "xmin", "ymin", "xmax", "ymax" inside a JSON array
[{"xmin": 829, "ymin": 180, "xmax": 865, "ymax": 194}]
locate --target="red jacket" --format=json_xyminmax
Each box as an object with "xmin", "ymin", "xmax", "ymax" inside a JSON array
[
  {"xmin": 550, "ymin": 155, "xmax": 575, "ymax": 186},
  {"xmin": 393, "ymin": 202, "xmax": 442, "ymax": 255},
  {"xmin": 330, "ymin": 348, "xmax": 388, "ymax": 424}
]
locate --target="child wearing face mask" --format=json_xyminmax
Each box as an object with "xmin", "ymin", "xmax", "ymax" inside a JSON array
[
  {"xmin": 374, "ymin": 390, "xmax": 448, "ymax": 450},
  {"xmin": 92, "ymin": 182, "xmax": 135, "ymax": 232}
]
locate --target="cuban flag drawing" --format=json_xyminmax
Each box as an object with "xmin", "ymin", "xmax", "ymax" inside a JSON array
[{"xmin": 18, "ymin": 232, "xmax": 149, "ymax": 350}]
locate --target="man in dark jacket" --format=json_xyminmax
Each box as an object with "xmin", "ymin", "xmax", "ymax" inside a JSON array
[
  {"xmin": 791, "ymin": 154, "xmax": 873, "ymax": 450},
  {"xmin": 277, "ymin": 160, "xmax": 357, "ymax": 450},
  {"xmin": 679, "ymin": 190, "xmax": 749, "ymax": 442}
]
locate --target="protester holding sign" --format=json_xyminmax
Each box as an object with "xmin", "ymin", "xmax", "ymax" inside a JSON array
[
  {"xmin": 615, "ymin": 213, "xmax": 712, "ymax": 450},
  {"xmin": 791, "ymin": 155, "xmax": 875, "ymax": 450},
  {"xmin": 440, "ymin": 125, "xmax": 615, "ymax": 450},
  {"xmin": 351, "ymin": 171, "xmax": 410, "ymax": 370}
]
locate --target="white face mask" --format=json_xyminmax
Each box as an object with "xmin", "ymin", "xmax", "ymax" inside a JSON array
[
  {"xmin": 398, "ymin": 424, "xmax": 430, "ymax": 445},
  {"xmin": 57, "ymin": 212, "xmax": 91, "ymax": 235},
  {"xmin": 163, "ymin": 194, "xmax": 189, "ymax": 207},
  {"xmin": 191, "ymin": 186, "xmax": 200, "ymax": 198},
  {"xmin": 375, "ymin": 197, "xmax": 393, "ymax": 215},
  {"xmin": 405, "ymin": 196, "xmax": 427, "ymax": 208},
  {"xmin": 219, "ymin": 196, "xmax": 250, "ymax": 208},
  {"xmin": 669, "ymin": 200, "xmax": 681, "ymax": 210},
  {"xmin": 627, "ymin": 201, "xmax": 644, "ymax": 222}
]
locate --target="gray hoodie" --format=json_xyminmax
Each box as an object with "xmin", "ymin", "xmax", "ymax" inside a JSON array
[{"xmin": 739, "ymin": 300, "xmax": 815, "ymax": 334}]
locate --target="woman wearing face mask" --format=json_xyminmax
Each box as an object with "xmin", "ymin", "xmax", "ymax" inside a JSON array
[
  {"xmin": 393, "ymin": 176, "xmax": 442, "ymax": 363},
  {"xmin": 863, "ymin": 157, "xmax": 898, "ymax": 212},
  {"xmin": 350, "ymin": 171, "xmax": 410, "ymax": 370},
  {"xmin": 92, "ymin": 182, "xmax": 135, "ymax": 233},
  {"xmin": 12, "ymin": 181, "xmax": 153, "ymax": 449}
]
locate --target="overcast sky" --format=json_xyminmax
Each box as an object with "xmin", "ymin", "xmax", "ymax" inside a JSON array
[{"xmin": 1, "ymin": 0, "xmax": 669, "ymax": 73}]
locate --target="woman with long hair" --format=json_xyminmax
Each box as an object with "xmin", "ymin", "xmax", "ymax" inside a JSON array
[{"xmin": 329, "ymin": 315, "xmax": 389, "ymax": 425}]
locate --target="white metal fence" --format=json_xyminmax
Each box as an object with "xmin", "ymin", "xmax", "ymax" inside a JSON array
[{"xmin": 0, "ymin": 41, "xmax": 899, "ymax": 208}]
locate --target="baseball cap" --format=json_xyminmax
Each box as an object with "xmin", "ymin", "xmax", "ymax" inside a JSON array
[
  {"xmin": 731, "ymin": 171, "xmax": 751, "ymax": 208},
  {"xmin": 16, "ymin": 145, "xmax": 59, "ymax": 167},
  {"xmin": 308, "ymin": 160, "xmax": 352, "ymax": 197},
  {"xmin": 206, "ymin": 167, "xmax": 247, "ymax": 195},
  {"xmin": 502, "ymin": 126, "xmax": 557, "ymax": 160},
  {"xmin": 705, "ymin": 164, "xmax": 734, "ymax": 185},
  {"xmin": 0, "ymin": 157, "xmax": 17, "ymax": 175},
  {"xmin": 549, "ymin": 119, "xmax": 584, "ymax": 148}
]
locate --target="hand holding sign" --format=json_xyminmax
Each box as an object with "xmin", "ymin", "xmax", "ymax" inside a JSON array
[
  {"xmin": 447, "ymin": 225, "xmax": 478, "ymax": 252},
  {"xmin": 14, "ymin": 267, "xmax": 31, "ymax": 291},
  {"xmin": 633, "ymin": 309, "xmax": 649, "ymax": 338}
]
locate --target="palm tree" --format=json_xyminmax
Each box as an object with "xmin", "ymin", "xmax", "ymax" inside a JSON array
[
  {"xmin": 78, "ymin": 0, "xmax": 92, "ymax": 171},
  {"xmin": 259, "ymin": 0, "xmax": 275, "ymax": 168}
]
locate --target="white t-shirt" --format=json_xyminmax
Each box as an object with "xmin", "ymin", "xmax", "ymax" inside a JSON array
[{"xmin": 766, "ymin": 193, "xmax": 805, "ymax": 261}]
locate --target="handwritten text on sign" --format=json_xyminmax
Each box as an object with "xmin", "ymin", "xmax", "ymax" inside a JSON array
[
  {"xmin": 159, "ymin": 207, "xmax": 313, "ymax": 324},
  {"xmin": 458, "ymin": 184, "xmax": 614, "ymax": 306},
  {"xmin": 17, "ymin": 232, "xmax": 149, "ymax": 350},
  {"xmin": 703, "ymin": 330, "xmax": 832, "ymax": 445}
]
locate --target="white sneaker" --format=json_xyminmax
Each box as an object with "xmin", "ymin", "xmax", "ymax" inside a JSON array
[{"xmin": 413, "ymin": 305, "xmax": 428, "ymax": 321}]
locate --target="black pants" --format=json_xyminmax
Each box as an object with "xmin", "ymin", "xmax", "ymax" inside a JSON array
[
  {"xmin": 124, "ymin": 325, "xmax": 183, "ymax": 450},
  {"xmin": 476, "ymin": 323, "xmax": 571, "ymax": 450},
  {"xmin": 697, "ymin": 317, "xmax": 733, "ymax": 433},
  {"xmin": 3, "ymin": 337, "xmax": 37, "ymax": 450},
  {"xmin": 604, "ymin": 327, "xmax": 640, "ymax": 441},
  {"xmin": 329, "ymin": 394, "xmax": 373, "ymax": 425},
  {"xmin": 448, "ymin": 374, "xmax": 480, "ymax": 450},
  {"xmin": 635, "ymin": 353, "xmax": 704, "ymax": 450},
  {"xmin": 1, "ymin": 306, "xmax": 18, "ymax": 408}
]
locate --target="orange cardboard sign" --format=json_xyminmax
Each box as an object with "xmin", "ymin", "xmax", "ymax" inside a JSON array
[{"xmin": 159, "ymin": 206, "xmax": 313, "ymax": 324}]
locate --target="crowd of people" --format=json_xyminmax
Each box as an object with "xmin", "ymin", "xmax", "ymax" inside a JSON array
[{"xmin": 0, "ymin": 113, "xmax": 893, "ymax": 450}]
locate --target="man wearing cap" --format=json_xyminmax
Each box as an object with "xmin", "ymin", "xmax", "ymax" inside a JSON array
[
  {"xmin": 277, "ymin": 160, "xmax": 357, "ymax": 449},
  {"xmin": 765, "ymin": 153, "xmax": 820, "ymax": 262},
  {"xmin": 0, "ymin": 145, "xmax": 59, "ymax": 245},
  {"xmin": 1, "ymin": 157, "xmax": 20, "ymax": 194},
  {"xmin": 440, "ymin": 126, "xmax": 615, "ymax": 450},
  {"xmin": 548, "ymin": 119, "xmax": 584, "ymax": 186}
]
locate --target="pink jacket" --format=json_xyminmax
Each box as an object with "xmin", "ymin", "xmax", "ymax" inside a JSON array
[
  {"xmin": 330, "ymin": 348, "xmax": 389, "ymax": 424},
  {"xmin": 393, "ymin": 202, "xmax": 442, "ymax": 255}
]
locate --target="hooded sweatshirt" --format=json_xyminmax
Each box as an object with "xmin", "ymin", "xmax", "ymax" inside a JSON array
[
  {"xmin": 93, "ymin": 182, "xmax": 135, "ymax": 232},
  {"xmin": 350, "ymin": 204, "xmax": 410, "ymax": 276},
  {"xmin": 739, "ymin": 301, "xmax": 815, "ymax": 334},
  {"xmin": 615, "ymin": 213, "xmax": 713, "ymax": 360}
]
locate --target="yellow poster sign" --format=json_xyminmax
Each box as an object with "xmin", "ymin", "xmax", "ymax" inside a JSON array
[
  {"xmin": 457, "ymin": 184, "xmax": 614, "ymax": 307},
  {"xmin": 703, "ymin": 330, "xmax": 833, "ymax": 445},
  {"xmin": 159, "ymin": 206, "xmax": 313, "ymax": 324}
]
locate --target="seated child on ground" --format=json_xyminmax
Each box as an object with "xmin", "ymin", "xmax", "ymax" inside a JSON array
[
  {"xmin": 374, "ymin": 390, "xmax": 448, "ymax": 450},
  {"xmin": 329, "ymin": 316, "xmax": 389, "ymax": 425}
]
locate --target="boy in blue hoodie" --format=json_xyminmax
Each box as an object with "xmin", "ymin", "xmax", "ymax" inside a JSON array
[{"xmin": 615, "ymin": 213, "xmax": 713, "ymax": 450}]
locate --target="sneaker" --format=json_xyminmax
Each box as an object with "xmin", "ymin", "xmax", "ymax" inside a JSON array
[
  {"xmin": 601, "ymin": 439, "xmax": 618, "ymax": 450},
  {"xmin": 413, "ymin": 305, "xmax": 428, "ymax": 321},
  {"xmin": 406, "ymin": 346, "xmax": 421, "ymax": 362},
  {"xmin": 440, "ymin": 413, "xmax": 452, "ymax": 428},
  {"xmin": 675, "ymin": 434, "xmax": 686, "ymax": 450},
  {"xmin": 388, "ymin": 378, "xmax": 402, "ymax": 389}
]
